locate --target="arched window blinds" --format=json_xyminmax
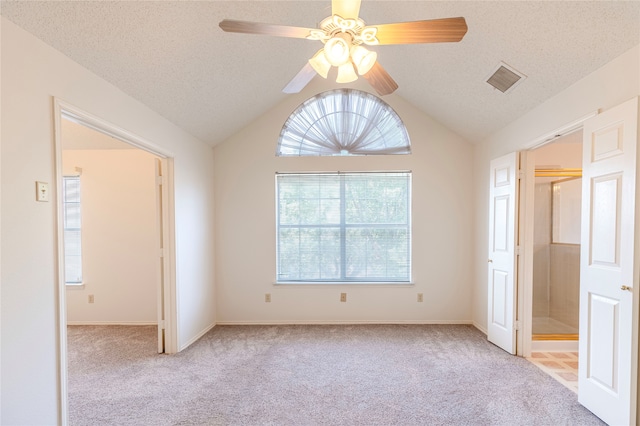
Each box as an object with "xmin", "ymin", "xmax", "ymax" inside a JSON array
[{"xmin": 277, "ymin": 89, "xmax": 410, "ymax": 156}]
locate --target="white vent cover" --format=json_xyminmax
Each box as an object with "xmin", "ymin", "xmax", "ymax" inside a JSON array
[{"xmin": 486, "ymin": 62, "xmax": 526, "ymax": 94}]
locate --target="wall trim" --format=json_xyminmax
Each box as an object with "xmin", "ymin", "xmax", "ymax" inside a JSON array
[
  {"xmin": 524, "ymin": 110, "xmax": 597, "ymax": 151},
  {"xmin": 473, "ymin": 321, "xmax": 488, "ymax": 335},
  {"xmin": 531, "ymin": 340, "xmax": 579, "ymax": 352},
  {"xmin": 179, "ymin": 322, "xmax": 216, "ymax": 351},
  {"xmin": 66, "ymin": 321, "xmax": 157, "ymax": 326},
  {"xmin": 59, "ymin": 101, "xmax": 175, "ymax": 158},
  {"xmin": 215, "ymin": 320, "xmax": 474, "ymax": 326}
]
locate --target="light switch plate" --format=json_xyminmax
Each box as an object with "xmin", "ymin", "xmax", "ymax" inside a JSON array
[{"xmin": 36, "ymin": 181, "xmax": 49, "ymax": 202}]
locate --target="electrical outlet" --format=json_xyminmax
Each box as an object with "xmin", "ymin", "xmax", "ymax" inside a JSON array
[
  {"xmin": 265, "ymin": 293, "xmax": 271, "ymax": 303},
  {"xmin": 88, "ymin": 294, "xmax": 95, "ymax": 304},
  {"xmin": 340, "ymin": 293, "xmax": 347, "ymax": 302},
  {"xmin": 417, "ymin": 293, "xmax": 424, "ymax": 302}
]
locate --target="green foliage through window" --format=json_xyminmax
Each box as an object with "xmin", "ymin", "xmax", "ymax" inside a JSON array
[{"xmin": 276, "ymin": 172, "xmax": 411, "ymax": 282}]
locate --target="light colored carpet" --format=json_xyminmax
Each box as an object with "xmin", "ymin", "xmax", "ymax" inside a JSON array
[{"xmin": 67, "ymin": 324, "xmax": 603, "ymax": 426}]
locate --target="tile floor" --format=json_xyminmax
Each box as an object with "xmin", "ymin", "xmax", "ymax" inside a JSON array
[{"xmin": 527, "ymin": 351, "xmax": 579, "ymax": 393}]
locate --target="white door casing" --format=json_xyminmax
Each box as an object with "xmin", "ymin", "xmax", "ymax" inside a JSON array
[
  {"xmin": 578, "ymin": 97, "xmax": 639, "ymax": 425},
  {"xmin": 155, "ymin": 158, "xmax": 166, "ymax": 354},
  {"xmin": 488, "ymin": 152, "xmax": 519, "ymax": 354}
]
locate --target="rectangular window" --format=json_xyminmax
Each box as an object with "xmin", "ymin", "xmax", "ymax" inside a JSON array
[
  {"xmin": 276, "ymin": 172, "xmax": 411, "ymax": 283},
  {"xmin": 63, "ymin": 176, "xmax": 83, "ymax": 284}
]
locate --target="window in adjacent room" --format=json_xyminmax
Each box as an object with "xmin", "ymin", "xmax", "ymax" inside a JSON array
[
  {"xmin": 63, "ymin": 175, "xmax": 83, "ymax": 284},
  {"xmin": 276, "ymin": 172, "xmax": 411, "ymax": 283}
]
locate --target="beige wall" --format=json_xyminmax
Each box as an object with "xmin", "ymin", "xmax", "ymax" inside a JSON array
[
  {"xmin": 214, "ymin": 79, "xmax": 475, "ymax": 324},
  {"xmin": 548, "ymin": 244, "xmax": 580, "ymax": 330},
  {"xmin": 532, "ymin": 178, "xmax": 552, "ymax": 318},
  {"xmin": 1, "ymin": 18, "xmax": 215, "ymax": 424},
  {"xmin": 531, "ymin": 180, "xmax": 581, "ymax": 332},
  {"xmin": 472, "ymin": 44, "xmax": 640, "ymax": 331},
  {"xmin": 63, "ymin": 149, "xmax": 158, "ymax": 324}
]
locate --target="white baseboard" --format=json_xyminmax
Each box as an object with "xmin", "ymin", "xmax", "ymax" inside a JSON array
[
  {"xmin": 215, "ymin": 320, "xmax": 474, "ymax": 326},
  {"xmin": 67, "ymin": 321, "xmax": 157, "ymax": 326},
  {"xmin": 472, "ymin": 321, "xmax": 488, "ymax": 335},
  {"xmin": 531, "ymin": 340, "xmax": 579, "ymax": 352},
  {"xmin": 179, "ymin": 322, "xmax": 216, "ymax": 351}
]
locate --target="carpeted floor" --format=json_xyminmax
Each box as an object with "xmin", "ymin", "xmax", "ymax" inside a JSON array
[{"xmin": 67, "ymin": 324, "xmax": 603, "ymax": 426}]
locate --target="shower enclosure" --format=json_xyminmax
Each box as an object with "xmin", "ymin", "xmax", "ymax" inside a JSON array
[{"xmin": 532, "ymin": 169, "xmax": 581, "ymax": 340}]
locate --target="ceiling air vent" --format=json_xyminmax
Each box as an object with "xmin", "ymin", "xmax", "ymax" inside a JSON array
[{"xmin": 486, "ymin": 62, "xmax": 526, "ymax": 94}]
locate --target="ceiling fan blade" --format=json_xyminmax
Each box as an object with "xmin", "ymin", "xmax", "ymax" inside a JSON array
[
  {"xmin": 332, "ymin": 0, "xmax": 361, "ymax": 19},
  {"xmin": 362, "ymin": 62, "xmax": 398, "ymax": 96},
  {"xmin": 282, "ymin": 63, "xmax": 317, "ymax": 94},
  {"xmin": 219, "ymin": 19, "xmax": 315, "ymax": 39},
  {"xmin": 373, "ymin": 17, "xmax": 468, "ymax": 45}
]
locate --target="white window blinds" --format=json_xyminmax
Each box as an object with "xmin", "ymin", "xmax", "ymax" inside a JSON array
[
  {"xmin": 63, "ymin": 176, "xmax": 83, "ymax": 284},
  {"xmin": 276, "ymin": 172, "xmax": 411, "ymax": 282},
  {"xmin": 277, "ymin": 89, "xmax": 411, "ymax": 156}
]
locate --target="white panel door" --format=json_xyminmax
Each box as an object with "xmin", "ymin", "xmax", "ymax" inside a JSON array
[
  {"xmin": 579, "ymin": 97, "xmax": 639, "ymax": 425},
  {"xmin": 488, "ymin": 152, "xmax": 519, "ymax": 354}
]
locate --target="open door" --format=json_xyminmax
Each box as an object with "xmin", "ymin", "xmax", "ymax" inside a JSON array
[
  {"xmin": 488, "ymin": 152, "xmax": 519, "ymax": 354},
  {"xmin": 578, "ymin": 97, "xmax": 639, "ymax": 425}
]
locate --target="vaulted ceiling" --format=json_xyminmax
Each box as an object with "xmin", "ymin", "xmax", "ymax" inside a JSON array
[{"xmin": 2, "ymin": 1, "xmax": 639, "ymax": 146}]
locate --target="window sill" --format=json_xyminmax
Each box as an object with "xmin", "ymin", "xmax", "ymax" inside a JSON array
[
  {"xmin": 274, "ymin": 281, "xmax": 414, "ymax": 287},
  {"xmin": 66, "ymin": 283, "xmax": 85, "ymax": 290}
]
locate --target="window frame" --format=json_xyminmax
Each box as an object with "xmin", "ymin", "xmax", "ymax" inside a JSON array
[
  {"xmin": 275, "ymin": 171, "xmax": 412, "ymax": 284},
  {"xmin": 277, "ymin": 89, "xmax": 411, "ymax": 157},
  {"xmin": 63, "ymin": 175, "xmax": 83, "ymax": 285}
]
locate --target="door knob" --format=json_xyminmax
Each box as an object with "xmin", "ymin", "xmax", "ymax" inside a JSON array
[
  {"xmin": 488, "ymin": 259, "xmax": 493, "ymax": 263},
  {"xmin": 621, "ymin": 285, "xmax": 632, "ymax": 292}
]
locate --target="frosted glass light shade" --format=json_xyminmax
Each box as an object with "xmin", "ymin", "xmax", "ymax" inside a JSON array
[
  {"xmin": 336, "ymin": 63, "xmax": 358, "ymax": 83},
  {"xmin": 277, "ymin": 89, "xmax": 411, "ymax": 156},
  {"xmin": 351, "ymin": 46, "xmax": 377, "ymax": 75},
  {"xmin": 308, "ymin": 49, "xmax": 331, "ymax": 78},
  {"xmin": 324, "ymin": 37, "xmax": 351, "ymax": 66}
]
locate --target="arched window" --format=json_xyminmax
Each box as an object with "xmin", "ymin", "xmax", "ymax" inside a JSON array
[{"xmin": 277, "ymin": 89, "xmax": 410, "ymax": 156}]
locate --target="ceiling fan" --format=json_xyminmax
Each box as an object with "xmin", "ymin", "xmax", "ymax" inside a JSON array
[{"xmin": 219, "ymin": 0, "xmax": 467, "ymax": 96}]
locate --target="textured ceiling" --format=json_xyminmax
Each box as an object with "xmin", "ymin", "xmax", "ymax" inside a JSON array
[{"xmin": 2, "ymin": 1, "xmax": 639, "ymax": 146}]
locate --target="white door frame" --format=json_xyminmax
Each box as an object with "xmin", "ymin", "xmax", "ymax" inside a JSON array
[
  {"xmin": 53, "ymin": 98, "xmax": 178, "ymax": 425},
  {"xmin": 517, "ymin": 112, "xmax": 597, "ymax": 357}
]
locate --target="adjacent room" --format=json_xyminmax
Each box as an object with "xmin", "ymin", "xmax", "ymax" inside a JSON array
[{"xmin": 1, "ymin": 1, "xmax": 639, "ymax": 425}]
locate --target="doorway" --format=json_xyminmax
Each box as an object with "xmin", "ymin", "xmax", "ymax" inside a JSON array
[
  {"xmin": 492, "ymin": 98, "xmax": 639, "ymax": 425},
  {"xmin": 61, "ymin": 118, "xmax": 160, "ymax": 324},
  {"xmin": 529, "ymin": 131, "xmax": 582, "ymax": 346},
  {"xmin": 54, "ymin": 99, "xmax": 177, "ymax": 424},
  {"xmin": 522, "ymin": 131, "xmax": 583, "ymax": 394}
]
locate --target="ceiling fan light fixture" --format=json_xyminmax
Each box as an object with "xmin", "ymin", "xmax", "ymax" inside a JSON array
[
  {"xmin": 220, "ymin": 2, "xmax": 468, "ymax": 96},
  {"xmin": 309, "ymin": 49, "xmax": 331, "ymax": 78},
  {"xmin": 324, "ymin": 36, "xmax": 351, "ymax": 66},
  {"xmin": 336, "ymin": 62, "xmax": 358, "ymax": 83},
  {"xmin": 358, "ymin": 27, "xmax": 379, "ymax": 45},
  {"xmin": 351, "ymin": 45, "xmax": 377, "ymax": 75}
]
